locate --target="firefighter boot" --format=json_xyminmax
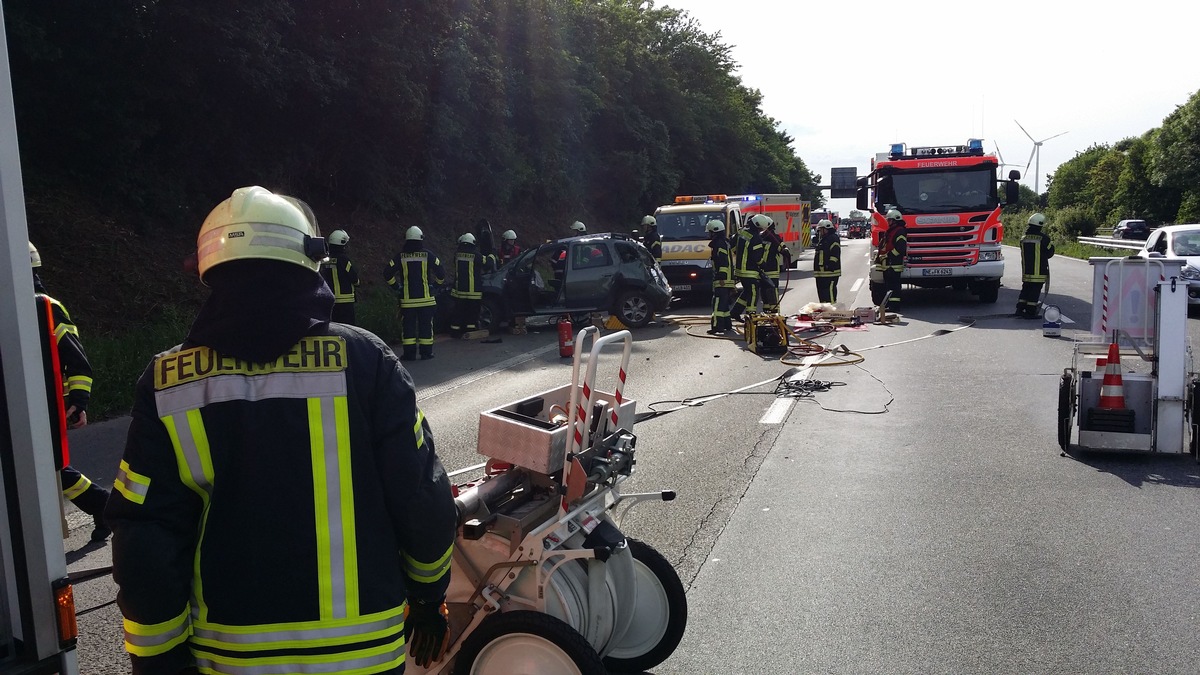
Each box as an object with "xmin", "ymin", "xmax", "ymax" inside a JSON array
[{"xmin": 70, "ymin": 481, "xmax": 112, "ymax": 542}]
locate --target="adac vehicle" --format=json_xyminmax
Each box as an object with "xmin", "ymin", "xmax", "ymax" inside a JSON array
[
  {"xmin": 1137, "ymin": 224, "xmax": 1200, "ymax": 306},
  {"xmin": 651, "ymin": 194, "xmax": 744, "ymax": 296},
  {"xmin": 478, "ymin": 233, "xmax": 671, "ymax": 329},
  {"xmin": 836, "ymin": 138, "xmax": 1021, "ymax": 304}
]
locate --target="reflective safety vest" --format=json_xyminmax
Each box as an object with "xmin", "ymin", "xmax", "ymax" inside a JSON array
[
  {"xmin": 321, "ymin": 255, "xmax": 359, "ymax": 304},
  {"xmin": 814, "ymin": 233, "xmax": 841, "ymax": 278},
  {"xmin": 1021, "ymin": 229, "xmax": 1054, "ymax": 283},
  {"xmin": 710, "ymin": 236, "xmax": 736, "ymax": 289},
  {"xmin": 875, "ymin": 225, "xmax": 907, "ymax": 273},
  {"xmin": 108, "ymin": 327, "xmax": 458, "ymax": 674},
  {"xmin": 645, "ymin": 230, "xmax": 662, "ymax": 260},
  {"xmin": 734, "ymin": 229, "xmax": 764, "ymax": 279},
  {"xmin": 760, "ymin": 230, "xmax": 783, "ymax": 279},
  {"xmin": 451, "ymin": 246, "xmax": 485, "ymax": 300},
  {"xmin": 386, "ymin": 249, "xmax": 445, "ymax": 308}
]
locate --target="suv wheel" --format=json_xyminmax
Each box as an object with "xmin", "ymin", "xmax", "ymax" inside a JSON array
[
  {"xmin": 479, "ymin": 297, "xmax": 503, "ymax": 332},
  {"xmin": 614, "ymin": 290, "xmax": 653, "ymax": 328}
]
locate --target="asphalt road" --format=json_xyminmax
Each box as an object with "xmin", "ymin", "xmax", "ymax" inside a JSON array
[{"xmin": 60, "ymin": 243, "xmax": 1200, "ymax": 674}]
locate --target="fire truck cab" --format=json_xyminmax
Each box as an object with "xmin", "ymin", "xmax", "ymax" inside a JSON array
[{"xmin": 841, "ymin": 139, "xmax": 1020, "ymax": 304}]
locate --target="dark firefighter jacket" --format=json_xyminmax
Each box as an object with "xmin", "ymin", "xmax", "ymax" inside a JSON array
[
  {"xmin": 1020, "ymin": 228, "xmax": 1054, "ymax": 283},
  {"xmin": 644, "ymin": 229, "xmax": 662, "ymax": 260},
  {"xmin": 760, "ymin": 228, "xmax": 783, "ymax": 279},
  {"xmin": 451, "ymin": 243, "xmax": 486, "ymax": 300},
  {"xmin": 321, "ymin": 248, "xmax": 360, "ymax": 305},
  {"xmin": 34, "ymin": 287, "xmax": 92, "ymax": 468},
  {"xmin": 106, "ymin": 261, "xmax": 457, "ymax": 675},
  {"xmin": 814, "ymin": 231, "xmax": 842, "ymax": 278},
  {"xmin": 875, "ymin": 223, "xmax": 908, "ymax": 272},
  {"xmin": 709, "ymin": 234, "xmax": 736, "ymax": 289},
  {"xmin": 734, "ymin": 228, "xmax": 764, "ymax": 279},
  {"xmin": 386, "ymin": 241, "xmax": 446, "ymax": 309}
]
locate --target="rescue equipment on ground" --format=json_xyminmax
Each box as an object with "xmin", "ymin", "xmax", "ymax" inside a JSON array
[
  {"xmin": 1042, "ymin": 305, "xmax": 1062, "ymax": 337},
  {"xmin": 408, "ymin": 328, "xmax": 686, "ymax": 674},
  {"xmin": 744, "ymin": 313, "xmax": 789, "ymax": 355},
  {"xmin": 557, "ymin": 315, "xmax": 574, "ymax": 358}
]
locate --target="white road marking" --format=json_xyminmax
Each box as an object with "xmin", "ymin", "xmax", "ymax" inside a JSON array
[
  {"xmin": 759, "ymin": 398, "xmax": 794, "ymax": 424},
  {"xmin": 850, "ymin": 277, "xmax": 864, "ymax": 292}
]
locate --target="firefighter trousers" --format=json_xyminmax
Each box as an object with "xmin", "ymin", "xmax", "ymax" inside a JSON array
[
  {"xmin": 759, "ymin": 277, "xmax": 779, "ymax": 314},
  {"xmin": 882, "ymin": 270, "xmax": 903, "ymax": 311},
  {"xmin": 1017, "ymin": 282, "xmax": 1044, "ymax": 316},
  {"xmin": 61, "ymin": 465, "xmax": 108, "ymax": 516},
  {"xmin": 711, "ymin": 287, "xmax": 734, "ymax": 331},
  {"xmin": 730, "ymin": 276, "xmax": 759, "ymax": 319},
  {"xmin": 400, "ymin": 305, "xmax": 436, "ymax": 359},
  {"xmin": 450, "ymin": 297, "xmax": 481, "ymax": 333},
  {"xmin": 816, "ymin": 276, "xmax": 839, "ymax": 304}
]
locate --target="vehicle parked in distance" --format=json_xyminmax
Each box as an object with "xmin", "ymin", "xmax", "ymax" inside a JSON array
[
  {"xmin": 1113, "ymin": 219, "xmax": 1152, "ymax": 240},
  {"xmin": 479, "ymin": 233, "xmax": 672, "ymax": 330},
  {"xmin": 1137, "ymin": 224, "xmax": 1200, "ymax": 306}
]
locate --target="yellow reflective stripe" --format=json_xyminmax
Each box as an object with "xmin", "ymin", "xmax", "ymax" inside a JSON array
[
  {"xmin": 413, "ymin": 411, "xmax": 426, "ymax": 450},
  {"xmin": 114, "ymin": 459, "xmax": 151, "ymax": 505},
  {"xmin": 403, "ymin": 543, "xmax": 453, "ymax": 584},
  {"xmin": 124, "ymin": 606, "xmax": 191, "ymax": 656},
  {"xmin": 163, "ymin": 413, "xmax": 213, "ymax": 623},
  {"xmin": 54, "ymin": 323, "xmax": 78, "ymax": 342},
  {"xmin": 66, "ymin": 375, "xmax": 92, "ymax": 393},
  {"xmin": 191, "ymin": 604, "xmax": 404, "ymax": 652},
  {"xmin": 62, "ymin": 474, "xmax": 91, "ymax": 500},
  {"xmin": 193, "ymin": 633, "xmax": 405, "ymax": 675},
  {"xmin": 335, "ymin": 396, "xmax": 359, "ymax": 617},
  {"xmin": 309, "ymin": 398, "xmax": 335, "ymax": 621}
]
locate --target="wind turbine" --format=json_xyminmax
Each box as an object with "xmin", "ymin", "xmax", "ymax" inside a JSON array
[
  {"xmin": 1014, "ymin": 120, "xmax": 1068, "ymax": 196},
  {"xmin": 993, "ymin": 141, "xmax": 1024, "ymax": 174}
]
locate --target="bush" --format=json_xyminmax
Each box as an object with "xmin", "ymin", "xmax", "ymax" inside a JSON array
[{"xmin": 1048, "ymin": 205, "xmax": 1096, "ymax": 240}]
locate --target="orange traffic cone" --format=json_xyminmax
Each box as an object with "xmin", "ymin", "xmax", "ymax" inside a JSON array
[{"xmin": 1097, "ymin": 340, "xmax": 1126, "ymax": 410}]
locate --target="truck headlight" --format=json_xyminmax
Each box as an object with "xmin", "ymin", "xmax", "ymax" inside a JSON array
[{"xmin": 978, "ymin": 250, "xmax": 1002, "ymax": 262}]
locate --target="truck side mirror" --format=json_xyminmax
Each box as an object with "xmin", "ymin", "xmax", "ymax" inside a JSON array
[
  {"xmin": 856, "ymin": 187, "xmax": 868, "ymax": 211},
  {"xmin": 1004, "ymin": 180, "xmax": 1019, "ymax": 205},
  {"xmin": 1008, "ymin": 170, "xmax": 1021, "ymax": 181}
]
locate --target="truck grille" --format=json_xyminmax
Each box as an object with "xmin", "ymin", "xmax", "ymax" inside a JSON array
[{"xmin": 906, "ymin": 224, "xmax": 983, "ymax": 266}]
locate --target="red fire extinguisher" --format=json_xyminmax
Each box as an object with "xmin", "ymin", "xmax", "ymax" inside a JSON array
[{"xmin": 558, "ymin": 315, "xmax": 574, "ymax": 358}]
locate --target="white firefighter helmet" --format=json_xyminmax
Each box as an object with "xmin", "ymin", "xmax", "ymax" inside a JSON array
[
  {"xmin": 501, "ymin": 229, "xmax": 517, "ymax": 241},
  {"xmin": 406, "ymin": 226, "xmax": 424, "ymax": 241},
  {"xmin": 751, "ymin": 214, "xmax": 773, "ymax": 229},
  {"xmin": 1028, "ymin": 213, "xmax": 1046, "ymax": 228},
  {"xmin": 886, "ymin": 208, "xmax": 903, "ymax": 222},
  {"xmin": 818, "ymin": 219, "xmax": 834, "ymax": 230},
  {"xmin": 705, "ymin": 219, "xmax": 725, "ymax": 233},
  {"xmin": 458, "ymin": 233, "xmax": 476, "ymax": 245},
  {"xmin": 570, "ymin": 220, "xmax": 587, "ymax": 233},
  {"xmin": 641, "ymin": 215, "xmax": 656, "ymax": 227},
  {"xmin": 196, "ymin": 186, "xmax": 326, "ymax": 283},
  {"xmin": 28, "ymin": 241, "xmax": 41, "ymax": 268},
  {"xmin": 328, "ymin": 229, "xmax": 350, "ymax": 246}
]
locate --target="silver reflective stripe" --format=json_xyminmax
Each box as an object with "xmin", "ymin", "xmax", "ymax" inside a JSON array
[
  {"xmin": 156, "ymin": 372, "xmax": 348, "ymax": 416},
  {"xmin": 172, "ymin": 415, "xmax": 212, "ymax": 494},
  {"xmin": 114, "ymin": 460, "xmax": 151, "ymax": 503},
  {"xmin": 193, "ymin": 637, "xmax": 405, "ymax": 675},
  {"xmin": 191, "ymin": 609, "xmax": 404, "ymax": 648}
]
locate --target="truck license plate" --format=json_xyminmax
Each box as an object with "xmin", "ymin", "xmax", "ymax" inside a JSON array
[
  {"xmin": 673, "ymin": 284, "xmax": 692, "ymax": 291},
  {"xmin": 921, "ymin": 268, "xmax": 953, "ymax": 277}
]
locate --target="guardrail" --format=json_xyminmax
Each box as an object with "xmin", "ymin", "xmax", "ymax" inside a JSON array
[{"xmin": 1076, "ymin": 236, "xmax": 1145, "ymax": 251}]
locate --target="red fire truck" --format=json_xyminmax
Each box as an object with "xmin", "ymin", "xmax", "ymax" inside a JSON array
[{"xmin": 840, "ymin": 139, "xmax": 1021, "ymax": 304}]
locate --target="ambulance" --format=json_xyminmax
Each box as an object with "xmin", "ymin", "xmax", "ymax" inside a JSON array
[{"xmin": 652, "ymin": 194, "xmax": 810, "ymax": 296}]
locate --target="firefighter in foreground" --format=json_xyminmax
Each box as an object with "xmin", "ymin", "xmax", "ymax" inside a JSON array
[
  {"xmin": 642, "ymin": 215, "xmax": 662, "ymax": 260},
  {"xmin": 729, "ymin": 214, "xmax": 767, "ymax": 322},
  {"xmin": 706, "ymin": 219, "xmax": 735, "ymax": 334},
  {"xmin": 106, "ymin": 186, "xmax": 457, "ymax": 675},
  {"xmin": 450, "ymin": 232, "xmax": 486, "ymax": 336},
  {"xmin": 876, "ymin": 208, "xmax": 908, "ymax": 312},
  {"xmin": 386, "ymin": 226, "xmax": 446, "ymax": 360},
  {"xmin": 1017, "ymin": 212, "xmax": 1054, "ymax": 318},
  {"xmin": 30, "ymin": 242, "xmax": 110, "ymax": 542},
  {"xmin": 321, "ymin": 228, "xmax": 360, "ymax": 325},
  {"xmin": 813, "ymin": 219, "xmax": 841, "ymax": 304}
]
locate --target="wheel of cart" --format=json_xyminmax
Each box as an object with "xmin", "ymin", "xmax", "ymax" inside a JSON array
[
  {"xmin": 1058, "ymin": 369, "xmax": 1077, "ymax": 453},
  {"xmin": 601, "ymin": 538, "xmax": 688, "ymax": 672},
  {"xmin": 454, "ymin": 611, "xmax": 606, "ymax": 675}
]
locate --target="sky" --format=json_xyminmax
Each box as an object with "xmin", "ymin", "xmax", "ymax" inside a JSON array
[{"xmin": 664, "ymin": 0, "xmax": 1200, "ymax": 216}]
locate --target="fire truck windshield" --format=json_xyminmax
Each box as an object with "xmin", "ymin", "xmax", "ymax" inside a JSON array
[
  {"xmin": 655, "ymin": 211, "xmax": 723, "ymax": 241},
  {"xmin": 878, "ymin": 167, "xmax": 997, "ymax": 213}
]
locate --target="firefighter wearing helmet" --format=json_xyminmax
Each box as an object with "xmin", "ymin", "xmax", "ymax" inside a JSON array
[
  {"xmin": 757, "ymin": 215, "xmax": 784, "ymax": 313},
  {"xmin": 706, "ymin": 219, "xmax": 736, "ymax": 334},
  {"xmin": 641, "ymin": 215, "xmax": 662, "ymax": 260},
  {"xmin": 28, "ymin": 241, "xmax": 110, "ymax": 542},
  {"xmin": 813, "ymin": 219, "xmax": 842, "ymax": 304},
  {"xmin": 499, "ymin": 229, "xmax": 522, "ymax": 265},
  {"xmin": 874, "ymin": 208, "xmax": 908, "ymax": 312},
  {"xmin": 450, "ymin": 232, "xmax": 487, "ymax": 336},
  {"xmin": 107, "ymin": 186, "xmax": 457, "ymax": 674},
  {"xmin": 1017, "ymin": 212, "xmax": 1055, "ymax": 318},
  {"xmin": 730, "ymin": 214, "xmax": 769, "ymax": 322},
  {"xmin": 386, "ymin": 225, "xmax": 447, "ymax": 360},
  {"xmin": 320, "ymin": 228, "xmax": 360, "ymax": 325}
]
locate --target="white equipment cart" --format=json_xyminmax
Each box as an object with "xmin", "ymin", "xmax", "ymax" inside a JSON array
[
  {"xmin": 410, "ymin": 327, "xmax": 687, "ymax": 674},
  {"xmin": 1058, "ymin": 257, "xmax": 1198, "ymax": 454}
]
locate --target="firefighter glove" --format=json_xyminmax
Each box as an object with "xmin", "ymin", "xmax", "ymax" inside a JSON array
[{"xmin": 406, "ymin": 600, "xmax": 450, "ymax": 667}]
